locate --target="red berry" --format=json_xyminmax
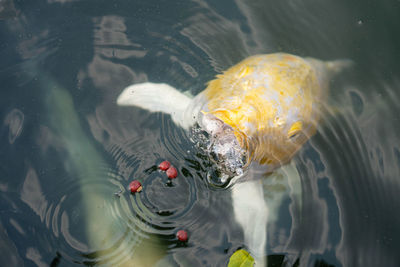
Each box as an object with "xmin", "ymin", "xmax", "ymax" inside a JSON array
[
  {"xmin": 166, "ymin": 166, "xmax": 177, "ymax": 179},
  {"xmin": 159, "ymin": 160, "xmax": 171, "ymax": 171},
  {"xmin": 176, "ymin": 230, "xmax": 188, "ymax": 242},
  {"xmin": 129, "ymin": 180, "xmax": 142, "ymax": 193}
]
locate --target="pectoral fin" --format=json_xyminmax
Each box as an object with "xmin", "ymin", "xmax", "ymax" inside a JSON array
[
  {"xmin": 117, "ymin": 82, "xmax": 194, "ymax": 129},
  {"xmin": 232, "ymin": 178, "xmax": 267, "ymax": 266}
]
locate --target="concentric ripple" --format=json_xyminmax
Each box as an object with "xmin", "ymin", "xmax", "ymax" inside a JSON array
[{"xmin": 108, "ymin": 137, "xmax": 210, "ymax": 228}]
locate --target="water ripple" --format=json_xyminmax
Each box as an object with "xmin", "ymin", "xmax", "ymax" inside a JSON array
[
  {"xmin": 108, "ymin": 137, "xmax": 210, "ymax": 239},
  {"xmin": 2, "ymin": 0, "xmax": 400, "ymax": 266}
]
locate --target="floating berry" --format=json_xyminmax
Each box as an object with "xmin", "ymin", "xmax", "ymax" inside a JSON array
[
  {"xmin": 159, "ymin": 160, "xmax": 171, "ymax": 171},
  {"xmin": 166, "ymin": 166, "xmax": 178, "ymax": 179},
  {"xmin": 176, "ymin": 230, "xmax": 188, "ymax": 242},
  {"xmin": 129, "ymin": 180, "xmax": 142, "ymax": 193}
]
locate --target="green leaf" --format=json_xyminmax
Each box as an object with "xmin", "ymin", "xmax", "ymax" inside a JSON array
[{"xmin": 228, "ymin": 249, "xmax": 255, "ymax": 267}]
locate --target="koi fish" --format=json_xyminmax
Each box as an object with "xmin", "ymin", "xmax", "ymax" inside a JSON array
[{"xmin": 117, "ymin": 53, "xmax": 351, "ymax": 265}]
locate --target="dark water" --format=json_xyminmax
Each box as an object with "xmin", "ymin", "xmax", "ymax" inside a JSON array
[{"xmin": 1, "ymin": 0, "xmax": 400, "ymax": 266}]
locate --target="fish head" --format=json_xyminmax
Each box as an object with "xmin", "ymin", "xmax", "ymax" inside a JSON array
[
  {"xmin": 194, "ymin": 54, "xmax": 323, "ymax": 186},
  {"xmin": 200, "ymin": 113, "xmax": 250, "ymax": 186}
]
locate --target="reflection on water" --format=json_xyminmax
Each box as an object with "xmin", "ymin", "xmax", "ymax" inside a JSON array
[
  {"xmin": 3, "ymin": 108, "xmax": 24, "ymax": 144},
  {"xmin": 1, "ymin": 0, "xmax": 400, "ymax": 266}
]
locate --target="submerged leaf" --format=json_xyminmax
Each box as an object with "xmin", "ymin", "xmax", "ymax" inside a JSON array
[{"xmin": 228, "ymin": 249, "xmax": 255, "ymax": 267}]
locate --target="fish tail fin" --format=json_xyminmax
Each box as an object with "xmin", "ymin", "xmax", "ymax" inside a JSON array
[{"xmin": 117, "ymin": 82, "xmax": 194, "ymax": 129}]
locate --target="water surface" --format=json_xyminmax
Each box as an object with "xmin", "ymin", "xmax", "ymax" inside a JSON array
[{"xmin": 1, "ymin": 0, "xmax": 400, "ymax": 266}]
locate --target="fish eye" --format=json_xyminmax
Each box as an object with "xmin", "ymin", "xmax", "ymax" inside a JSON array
[
  {"xmin": 289, "ymin": 132, "xmax": 300, "ymax": 140},
  {"xmin": 287, "ymin": 121, "xmax": 303, "ymax": 139}
]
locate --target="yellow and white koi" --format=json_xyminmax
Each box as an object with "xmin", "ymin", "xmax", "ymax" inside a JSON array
[{"xmin": 117, "ymin": 53, "xmax": 351, "ymax": 265}]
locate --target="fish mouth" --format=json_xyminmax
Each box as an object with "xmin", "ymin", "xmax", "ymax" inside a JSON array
[
  {"xmin": 206, "ymin": 140, "xmax": 248, "ymax": 188},
  {"xmin": 197, "ymin": 114, "xmax": 250, "ymax": 188},
  {"xmin": 208, "ymin": 130, "xmax": 247, "ymax": 175}
]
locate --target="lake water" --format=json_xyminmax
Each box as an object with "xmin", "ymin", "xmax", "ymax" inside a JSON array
[{"xmin": 1, "ymin": 0, "xmax": 400, "ymax": 266}]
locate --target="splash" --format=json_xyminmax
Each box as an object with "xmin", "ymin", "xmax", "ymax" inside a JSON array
[{"xmin": 191, "ymin": 114, "xmax": 249, "ymax": 187}]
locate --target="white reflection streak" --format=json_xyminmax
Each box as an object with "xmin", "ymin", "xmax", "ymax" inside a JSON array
[
  {"xmin": 26, "ymin": 247, "xmax": 47, "ymax": 267},
  {"xmin": 234, "ymin": 0, "xmax": 274, "ymax": 53},
  {"xmin": 9, "ymin": 218, "xmax": 26, "ymax": 236},
  {"xmin": 180, "ymin": 1, "xmax": 250, "ymax": 71},
  {"xmin": 88, "ymin": 16, "xmax": 148, "ymax": 90},
  {"xmin": 20, "ymin": 167, "xmax": 49, "ymax": 222},
  {"xmin": 93, "ymin": 15, "xmax": 147, "ymax": 59},
  {"xmin": 170, "ymin": 55, "xmax": 199, "ymax": 78},
  {"xmin": 4, "ymin": 108, "xmax": 24, "ymax": 144}
]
